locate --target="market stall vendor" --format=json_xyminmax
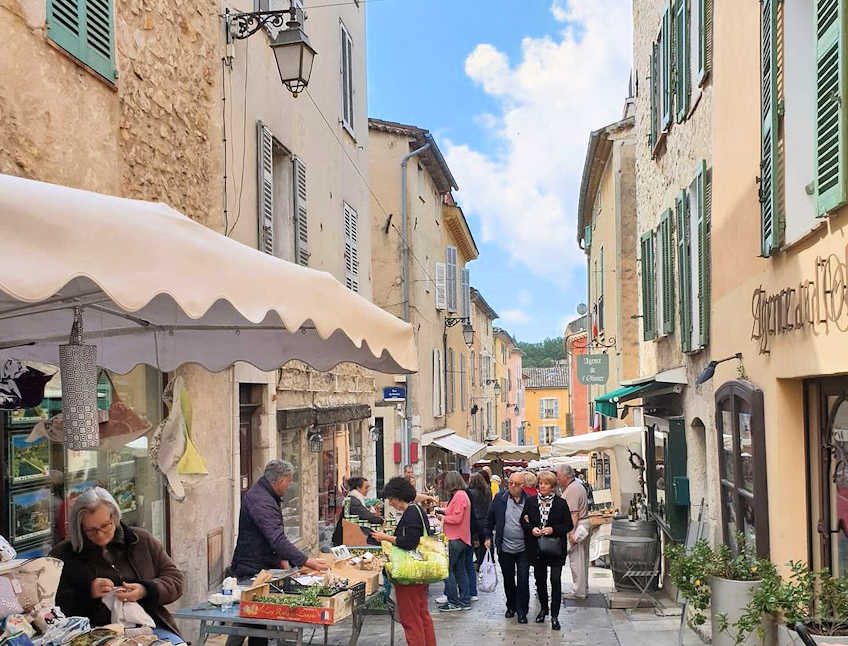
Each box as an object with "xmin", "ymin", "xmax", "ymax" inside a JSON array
[
  {"xmin": 332, "ymin": 476, "xmax": 384, "ymax": 546},
  {"xmin": 50, "ymin": 487, "xmax": 185, "ymax": 644}
]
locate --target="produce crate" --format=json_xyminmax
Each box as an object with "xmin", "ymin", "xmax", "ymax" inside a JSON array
[{"xmin": 238, "ymin": 583, "xmax": 352, "ymax": 625}]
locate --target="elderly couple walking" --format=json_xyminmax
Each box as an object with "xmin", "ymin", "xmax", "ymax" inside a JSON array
[{"xmin": 484, "ymin": 465, "xmax": 589, "ymax": 631}]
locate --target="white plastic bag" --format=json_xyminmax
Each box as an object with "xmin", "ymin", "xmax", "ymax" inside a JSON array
[
  {"xmin": 478, "ymin": 550, "xmax": 497, "ymax": 593},
  {"xmin": 567, "ymin": 523, "xmax": 590, "ymax": 553}
]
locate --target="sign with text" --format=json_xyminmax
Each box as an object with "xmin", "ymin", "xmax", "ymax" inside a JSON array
[
  {"xmin": 577, "ymin": 354, "xmax": 609, "ymax": 385},
  {"xmin": 382, "ymin": 386, "xmax": 406, "ymax": 402}
]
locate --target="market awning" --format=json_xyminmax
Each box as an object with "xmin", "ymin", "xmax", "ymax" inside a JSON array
[
  {"xmin": 422, "ymin": 429, "xmax": 487, "ymax": 464},
  {"xmin": 594, "ymin": 384, "xmax": 650, "ymax": 418},
  {"xmin": 0, "ymin": 174, "xmax": 417, "ymax": 374},
  {"xmin": 484, "ymin": 438, "xmax": 539, "ymax": 460},
  {"xmin": 550, "ymin": 426, "xmax": 650, "ymax": 456}
]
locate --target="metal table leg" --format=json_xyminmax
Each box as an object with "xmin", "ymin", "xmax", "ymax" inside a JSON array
[
  {"xmin": 347, "ymin": 610, "xmax": 364, "ymax": 646},
  {"xmin": 323, "ymin": 624, "xmax": 328, "ymax": 646},
  {"xmin": 197, "ymin": 620, "xmax": 208, "ymax": 646},
  {"xmin": 389, "ymin": 613, "xmax": 395, "ymax": 646}
]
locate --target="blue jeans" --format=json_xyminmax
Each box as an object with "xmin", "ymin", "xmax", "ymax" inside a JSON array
[
  {"xmin": 153, "ymin": 628, "xmax": 185, "ymax": 645},
  {"xmin": 465, "ymin": 543, "xmax": 478, "ymax": 597},
  {"xmin": 444, "ymin": 539, "xmax": 471, "ymax": 606}
]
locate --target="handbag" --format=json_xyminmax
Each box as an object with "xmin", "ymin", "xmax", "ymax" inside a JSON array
[
  {"xmin": 538, "ymin": 535, "xmax": 564, "ymax": 559},
  {"xmin": 478, "ymin": 549, "xmax": 497, "ymax": 593}
]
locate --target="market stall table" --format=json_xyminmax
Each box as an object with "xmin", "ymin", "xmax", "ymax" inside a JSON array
[{"xmin": 174, "ymin": 591, "xmax": 393, "ymax": 646}]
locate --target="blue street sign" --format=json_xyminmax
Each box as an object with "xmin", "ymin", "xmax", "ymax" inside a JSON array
[{"xmin": 383, "ymin": 386, "xmax": 406, "ymax": 402}]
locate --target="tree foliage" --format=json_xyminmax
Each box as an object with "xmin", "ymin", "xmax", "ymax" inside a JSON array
[{"xmin": 518, "ymin": 337, "xmax": 565, "ymax": 368}]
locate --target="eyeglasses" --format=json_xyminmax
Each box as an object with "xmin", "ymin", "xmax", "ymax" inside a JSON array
[{"xmin": 83, "ymin": 518, "xmax": 114, "ymax": 537}]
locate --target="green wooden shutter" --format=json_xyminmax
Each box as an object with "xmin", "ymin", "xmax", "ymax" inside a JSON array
[
  {"xmin": 47, "ymin": 0, "xmax": 115, "ymax": 82},
  {"xmin": 698, "ymin": 0, "xmax": 712, "ymax": 83},
  {"xmin": 584, "ymin": 225, "xmax": 592, "ymax": 248},
  {"xmin": 760, "ymin": 0, "xmax": 779, "ymax": 256},
  {"xmin": 698, "ymin": 162, "xmax": 712, "ymax": 348},
  {"xmin": 816, "ymin": 0, "xmax": 848, "ymax": 214},
  {"xmin": 676, "ymin": 191, "xmax": 692, "ymax": 352},
  {"xmin": 641, "ymin": 233, "xmax": 656, "ymax": 340},
  {"xmin": 650, "ymin": 41, "xmax": 658, "ymax": 149},
  {"xmin": 47, "ymin": 0, "xmax": 84, "ymax": 61},
  {"xmin": 675, "ymin": 0, "xmax": 690, "ymax": 122},
  {"xmin": 662, "ymin": 6, "xmax": 672, "ymax": 129},
  {"xmin": 256, "ymin": 122, "xmax": 274, "ymax": 255},
  {"xmin": 661, "ymin": 209, "xmax": 675, "ymax": 335}
]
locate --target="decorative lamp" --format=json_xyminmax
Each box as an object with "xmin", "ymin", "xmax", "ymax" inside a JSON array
[{"xmin": 59, "ymin": 308, "xmax": 99, "ymax": 449}]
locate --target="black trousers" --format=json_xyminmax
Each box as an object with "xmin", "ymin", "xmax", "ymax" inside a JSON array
[
  {"xmin": 534, "ymin": 561, "xmax": 563, "ymax": 618},
  {"xmin": 498, "ymin": 549, "xmax": 530, "ymax": 616}
]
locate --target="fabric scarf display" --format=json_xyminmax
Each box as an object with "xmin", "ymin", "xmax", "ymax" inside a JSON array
[
  {"xmin": 538, "ymin": 493, "xmax": 554, "ymax": 527},
  {"xmin": 0, "ymin": 361, "xmax": 53, "ymax": 410},
  {"xmin": 32, "ymin": 617, "xmax": 90, "ymax": 646}
]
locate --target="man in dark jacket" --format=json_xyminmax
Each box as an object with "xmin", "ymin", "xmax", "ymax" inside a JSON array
[
  {"xmin": 484, "ymin": 471, "xmax": 539, "ymax": 623},
  {"xmin": 231, "ymin": 460, "xmax": 328, "ymax": 577}
]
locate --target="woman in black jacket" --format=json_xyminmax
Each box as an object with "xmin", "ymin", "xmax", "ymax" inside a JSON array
[
  {"xmin": 467, "ymin": 472, "xmax": 491, "ymax": 569},
  {"xmin": 530, "ymin": 471, "xmax": 573, "ymax": 631}
]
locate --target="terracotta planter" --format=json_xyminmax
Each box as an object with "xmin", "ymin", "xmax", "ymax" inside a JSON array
[
  {"xmin": 777, "ymin": 624, "xmax": 848, "ymax": 645},
  {"xmin": 710, "ymin": 576, "xmax": 776, "ymax": 646}
]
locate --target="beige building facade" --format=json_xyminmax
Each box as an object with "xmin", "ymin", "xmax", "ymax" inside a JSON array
[
  {"xmin": 470, "ymin": 288, "xmax": 498, "ymax": 443},
  {"xmin": 577, "ymin": 109, "xmax": 640, "ymax": 430}
]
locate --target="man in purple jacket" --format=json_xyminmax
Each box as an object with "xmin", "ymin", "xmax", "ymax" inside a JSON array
[{"xmin": 231, "ymin": 460, "xmax": 328, "ymax": 578}]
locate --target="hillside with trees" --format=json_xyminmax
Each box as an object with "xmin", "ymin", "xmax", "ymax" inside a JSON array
[{"xmin": 518, "ymin": 337, "xmax": 566, "ymax": 368}]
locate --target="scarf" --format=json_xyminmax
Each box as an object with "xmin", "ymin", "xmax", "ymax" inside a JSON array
[
  {"xmin": 349, "ymin": 489, "xmax": 366, "ymax": 505},
  {"xmin": 538, "ymin": 493, "xmax": 555, "ymax": 527}
]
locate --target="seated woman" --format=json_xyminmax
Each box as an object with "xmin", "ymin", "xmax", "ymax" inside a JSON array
[
  {"xmin": 333, "ymin": 476, "xmax": 384, "ymax": 546},
  {"xmin": 50, "ymin": 487, "xmax": 185, "ymax": 644}
]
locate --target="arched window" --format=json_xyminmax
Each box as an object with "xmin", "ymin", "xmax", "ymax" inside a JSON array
[{"xmin": 715, "ymin": 380, "xmax": 770, "ymax": 558}]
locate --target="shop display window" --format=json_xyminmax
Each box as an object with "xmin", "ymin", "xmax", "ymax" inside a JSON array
[
  {"xmin": 279, "ymin": 429, "xmax": 302, "ymax": 543},
  {"xmin": 2, "ymin": 366, "xmax": 167, "ymax": 552}
]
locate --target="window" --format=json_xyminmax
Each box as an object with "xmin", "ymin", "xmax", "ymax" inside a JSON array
[
  {"xmin": 460, "ymin": 353, "xmax": 466, "ymax": 411},
  {"xmin": 715, "ymin": 381, "xmax": 770, "ymax": 557},
  {"xmin": 446, "ymin": 246, "xmax": 458, "ymax": 312},
  {"xmin": 540, "ymin": 397, "xmax": 559, "ymax": 420},
  {"xmin": 540, "ymin": 426, "xmax": 560, "ymax": 446},
  {"xmin": 640, "ymin": 230, "xmax": 657, "ymax": 340},
  {"xmin": 340, "ymin": 22, "xmax": 354, "ymax": 135},
  {"xmin": 461, "ymin": 268, "xmax": 471, "ymax": 319},
  {"xmin": 278, "ymin": 428, "xmax": 302, "ymax": 543},
  {"xmin": 47, "ymin": 0, "xmax": 116, "ymax": 82},
  {"xmin": 343, "ymin": 202, "xmax": 359, "ymax": 292}
]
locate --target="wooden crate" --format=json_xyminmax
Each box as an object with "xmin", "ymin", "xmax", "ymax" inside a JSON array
[
  {"xmin": 238, "ymin": 584, "xmax": 352, "ymax": 625},
  {"xmin": 330, "ymin": 560, "xmax": 383, "ymax": 595}
]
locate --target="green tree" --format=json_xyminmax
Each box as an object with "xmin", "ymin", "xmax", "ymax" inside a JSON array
[{"xmin": 518, "ymin": 337, "xmax": 565, "ymax": 368}]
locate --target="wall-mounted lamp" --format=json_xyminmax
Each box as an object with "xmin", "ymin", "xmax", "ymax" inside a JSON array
[
  {"xmin": 368, "ymin": 424, "xmax": 382, "ymax": 443},
  {"xmin": 620, "ymin": 403, "xmax": 644, "ymax": 420},
  {"xmin": 308, "ymin": 429, "xmax": 324, "ymax": 453},
  {"xmin": 695, "ymin": 353, "xmax": 743, "ymax": 385}
]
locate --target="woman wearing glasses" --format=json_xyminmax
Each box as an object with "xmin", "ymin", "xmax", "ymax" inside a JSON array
[{"xmin": 50, "ymin": 487, "xmax": 185, "ymax": 643}]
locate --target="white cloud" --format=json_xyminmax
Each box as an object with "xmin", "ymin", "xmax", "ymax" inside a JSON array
[
  {"xmin": 445, "ymin": 0, "xmax": 632, "ymax": 286},
  {"xmin": 500, "ymin": 309, "xmax": 531, "ymax": 325},
  {"xmin": 518, "ymin": 289, "xmax": 533, "ymax": 307}
]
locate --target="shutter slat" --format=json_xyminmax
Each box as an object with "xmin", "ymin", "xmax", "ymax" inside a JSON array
[{"xmin": 256, "ymin": 122, "xmax": 274, "ymax": 256}]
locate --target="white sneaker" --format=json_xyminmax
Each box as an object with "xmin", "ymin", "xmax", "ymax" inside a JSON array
[
  {"xmin": 470, "ymin": 596, "xmax": 479, "ymax": 602},
  {"xmin": 435, "ymin": 595, "xmax": 448, "ymax": 604}
]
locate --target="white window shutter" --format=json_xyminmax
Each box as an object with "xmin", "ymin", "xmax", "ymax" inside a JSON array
[
  {"xmin": 461, "ymin": 267, "xmax": 470, "ymax": 318},
  {"xmin": 344, "ymin": 202, "xmax": 359, "ymax": 292},
  {"xmin": 553, "ymin": 399, "xmax": 560, "ymax": 419},
  {"xmin": 435, "ymin": 262, "xmax": 447, "ymax": 310},
  {"xmin": 553, "ymin": 426, "xmax": 560, "ymax": 441},
  {"xmin": 432, "ymin": 350, "xmax": 440, "ymax": 417},
  {"xmin": 293, "ymin": 156, "xmax": 309, "ymax": 266},
  {"xmin": 256, "ymin": 121, "xmax": 274, "ymax": 255},
  {"xmin": 446, "ymin": 247, "xmax": 457, "ymax": 311},
  {"xmin": 539, "ymin": 399, "xmax": 545, "ymax": 419}
]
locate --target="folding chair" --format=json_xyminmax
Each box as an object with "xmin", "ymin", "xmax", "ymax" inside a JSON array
[{"xmin": 620, "ymin": 551, "xmax": 661, "ymax": 609}]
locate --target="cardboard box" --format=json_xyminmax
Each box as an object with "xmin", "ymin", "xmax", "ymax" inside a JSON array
[
  {"xmin": 330, "ymin": 559, "xmax": 383, "ymax": 595},
  {"xmin": 238, "ymin": 583, "xmax": 352, "ymax": 625}
]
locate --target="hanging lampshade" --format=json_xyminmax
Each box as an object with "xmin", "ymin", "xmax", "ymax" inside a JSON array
[{"xmin": 59, "ymin": 309, "xmax": 99, "ymax": 449}]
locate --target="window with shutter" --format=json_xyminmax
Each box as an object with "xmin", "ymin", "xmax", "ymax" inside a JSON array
[
  {"xmin": 256, "ymin": 122, "xmax": 274, "ymax": 255},
  {"xmin": 760, "ymin": 0, "xmax": 780, "ymax": 256},
  {"xmin": 650, "ymin": 40, "xmax": 659, "ymax": 149},
  {"xmin": 340, "ymin": 22, "xmax": 354, "ymax": 135},
  {"xmin": 699, "ymin": 162, "xmax": 712, "ymax": 348},
  {"xmin": 688, "ymin": 178, "xmax": 702, "ymax": 348},
  {"xmin": 660, "ymin": 210, "xmax": 675, "ymax": 335},
  {"xmin": 446, "ymin": 246, "xmax": 458, "ymax": 312},
  {"xmin": 676, "ymin": 190, "xmax": 692, "ymax": 352},
  {"xmin": 662, "ymin": 6, "xmax": 673, "ymax": 130},
  {"xmin": 675, "ymin": 0, "xmax": 690, "ymax": 122},
  {"xmin": 640, "ymin": 232, "xmax": 657, "ymax": 340},
  {"xmin": 435, "ymin": 263, "xmax": 447, "ymax": 310},
  {"xmin": 815, "ymin": 0, "xmax": 847, "ymax": 214},
  {"xmin": 47, "ymin": 0, "xmax": 116, "ymax": 82},
  {"xmin": 343, "ymin": 202, "xmax": 360, "ymax": 292},
  {"xmin": 461, "ymin": 267, "xmax": 471, "ymax": 319},
  {"xmin": 697, "ymin": 0, "xmax": 712, "ymax": 83},
  {"xmin": 553, "ymin": 399, "xmax": 560, "ymax": 419},
  {"xmin": 293, "ymin": 157, "xmax": 309, "ymax": 266},
  {"xmin": 539, "ymin": 399, "xmax": 545, "ymax": 420}
]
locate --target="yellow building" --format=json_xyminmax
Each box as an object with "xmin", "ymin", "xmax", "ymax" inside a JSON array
[
  {"xmin": 523, "ymin": 366, "xmax": 570, "ymax": 449},
  {"xmin": 712, "ymin": 0, "xmax": 848, "ymax": 573}
]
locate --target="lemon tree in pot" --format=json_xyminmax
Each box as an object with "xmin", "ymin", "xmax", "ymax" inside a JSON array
[{"xmin": 666, "ymin": 535, "xmax": 775, "ymax": 646}]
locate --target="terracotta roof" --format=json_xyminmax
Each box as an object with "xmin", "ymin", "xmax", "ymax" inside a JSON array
[{"xmin": 523, "ymin": 366, "xmax": 569, "ymax": 389}]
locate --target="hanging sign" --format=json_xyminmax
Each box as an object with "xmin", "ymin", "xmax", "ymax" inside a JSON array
[{"xmin": 577, "ymin": 354, "xmax": 609, "ymax": 385}]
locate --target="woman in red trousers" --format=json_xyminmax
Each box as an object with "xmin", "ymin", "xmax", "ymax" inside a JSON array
[{"xmin": 371, "ymin": 477, "xmax": 437, "ymax": 646}]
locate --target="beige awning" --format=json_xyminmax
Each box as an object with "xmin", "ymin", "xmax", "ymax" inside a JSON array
[
  {"xmin": 422, "ymin": 429, "xmax": 487, "ymax": 464},
  {"xmin": 484, "ymin": 438, "xmax": 540, "ymax": 460},
  {"xmin": 0, "ymin": 174, "xmax": 417, "ymax": 374}
]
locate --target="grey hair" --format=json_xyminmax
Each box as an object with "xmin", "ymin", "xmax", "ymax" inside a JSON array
[
  {"xmin": 70, "ymin": 487, "xmax": 121, "ymax": 552},
  {"xmin": 555, "ymin": 464, "xmax": 575, "ymax": 479},
  {"xmin": 263, "ymin": 459, "xmax": 295, "ymax": 484}
]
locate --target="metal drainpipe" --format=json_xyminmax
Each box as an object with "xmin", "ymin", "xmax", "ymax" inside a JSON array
[{"xmin": 400, "ymin": 142, "xmax": 432, "ymax": 470}]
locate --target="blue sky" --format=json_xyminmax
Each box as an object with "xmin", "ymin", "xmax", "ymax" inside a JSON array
[{"xmin": 366, "ymin": 0, "xmax": 632, "ymax": 343}]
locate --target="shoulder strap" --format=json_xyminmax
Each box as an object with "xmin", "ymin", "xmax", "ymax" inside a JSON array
[{"xmin": 413, "ymin": 504, "xmax": 431, "ymax": 536}]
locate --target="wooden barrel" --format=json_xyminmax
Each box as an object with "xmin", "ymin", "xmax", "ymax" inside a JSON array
[{"xmin": 609, "ymin": 518, "xmax": 659, "ymax": 590}]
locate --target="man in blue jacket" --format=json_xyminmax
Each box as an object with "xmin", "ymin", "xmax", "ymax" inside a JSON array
[
  {"xmin": 484, "ymin": 471, "xmax": 539, "ymax": 624},
  {"xmin": 231, "ymin": 460, "xmax": 328, "ymax": 577}
]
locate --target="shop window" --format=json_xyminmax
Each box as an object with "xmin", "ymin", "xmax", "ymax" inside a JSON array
[
  {"xmin": 278, "ymin": 429, "xmax": 302, "ymax": 544},
  {"xmin": 2, "ymin": 366, "xmax": 166, "ymax": 556},
  {"xmin": 715, "ymin": 381, "xmax": 770, "ymax": 557}
]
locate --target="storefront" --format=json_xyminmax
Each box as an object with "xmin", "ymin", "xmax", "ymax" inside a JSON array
[
  {"xmin": 1, "ymin": 366, "xmax": 166, "ymax": 557},
  {"xmin": 421, "ymin": 429, "xmax": 487, "ymax": 489}
]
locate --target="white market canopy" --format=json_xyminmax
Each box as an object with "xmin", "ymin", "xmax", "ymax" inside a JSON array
[
  {"xmin": 0, "ymin": 174, "xmax": 417, "ymax": 374},
  {"xmin": 484, "ymin": 438, "xmax": 540, "ymax": 460},
  {"xmin": 422, "ymin": 428, "xmax": 487, "ymax": 464}
]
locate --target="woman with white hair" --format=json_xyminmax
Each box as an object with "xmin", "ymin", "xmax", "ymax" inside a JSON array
[{"xmin": 50, "ymin": 487, "xmax": 185, "ymax": 643}]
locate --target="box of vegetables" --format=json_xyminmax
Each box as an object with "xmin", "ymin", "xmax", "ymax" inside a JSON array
[{"xmin": 239, "ymin": 582, "xmax": 353, "ymax": 624}]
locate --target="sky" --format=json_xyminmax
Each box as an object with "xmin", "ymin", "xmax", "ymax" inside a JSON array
[{"xmin": 366, "ymin": 0, "xmax": 633, "ymax": 343}]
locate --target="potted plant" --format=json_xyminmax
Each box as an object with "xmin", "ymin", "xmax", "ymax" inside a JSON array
[{"xmin": 666, "ymin": 536, "xmax": 776, "ymax": 646}]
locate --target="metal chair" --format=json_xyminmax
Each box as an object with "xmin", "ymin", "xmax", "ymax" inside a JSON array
[{"xmin": 620, "ymin": 551, "xmax": 661, "ymax": 609}]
